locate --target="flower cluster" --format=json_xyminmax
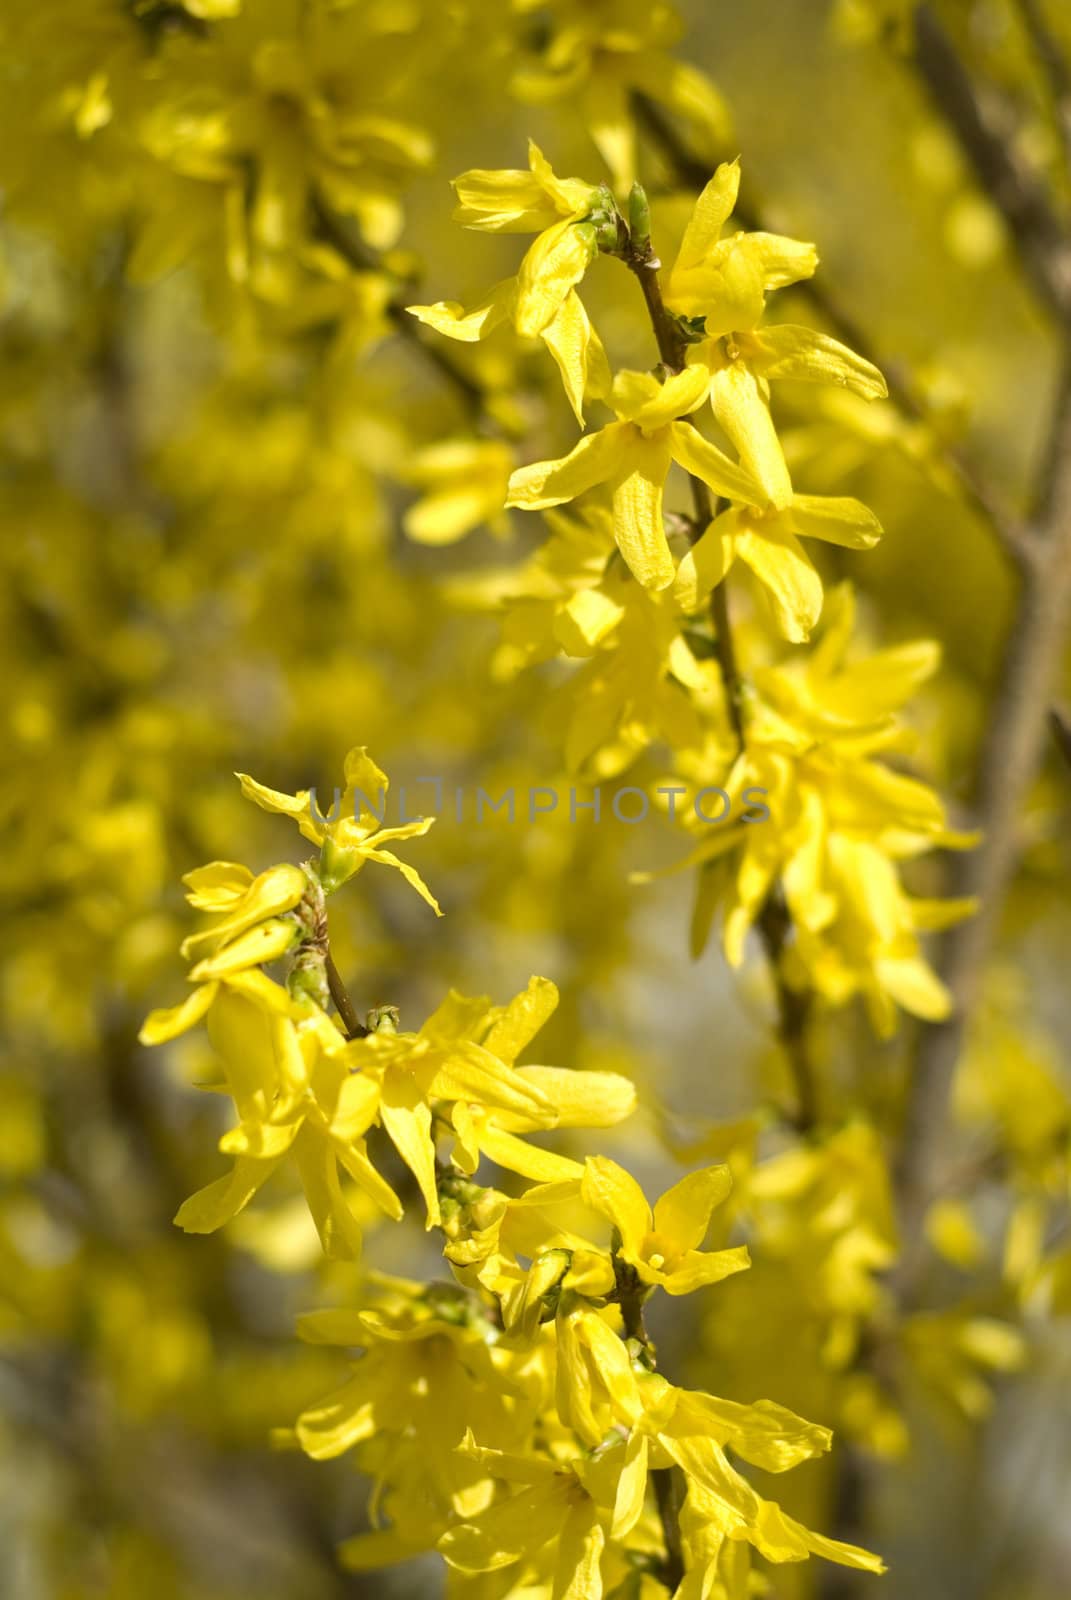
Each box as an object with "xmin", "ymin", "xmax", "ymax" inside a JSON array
[
  {"xmin": 421, "ymin": 144, "xmax": 969, "ymax": 1034},
  {"xmin": 145, "ymin": 749, "xmax": 883, "ymax": 1594}
]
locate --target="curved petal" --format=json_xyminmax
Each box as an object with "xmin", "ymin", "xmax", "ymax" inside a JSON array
[
  {"xmin": 674, "ymin": 507, "xmax": 740, "ymax": 609},
  {"xmin": 668, "ymin": 421, "xmax": 762, "ymax": 505},
  {"xmin": 507, "ymin": 424, "xmax": 627, "ymax": 510},
  {"xmin": 709, "ymin": 362, "xmax": 792, "ymax": 509},
  {"xmin": 652, "ymin": 1165, "xmax": 734, "ymax": 1252},
  {"xmin": 406, "ymin": 280, "xmax": 513, "ymax": 341},
  {"xmin": 734, "ymin": 520, "xmax": 823, "ymax": 643},
  {"xmin": 743, "ymin": 325, "xmax": 887, "ymax": 398},
  {"xmin": 610, "ymin": 426, "xmax": 674, "ymax": 589}
]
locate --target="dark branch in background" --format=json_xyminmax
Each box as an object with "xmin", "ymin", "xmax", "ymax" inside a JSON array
[
  {"xmin": 310, "ymin": 191, "xmax": 489, "ymax": 419},
  {"xmin": 896, "ymin": 6, "xmax": 1071, "ymax": 1289},
  {"xmin": 913, "ymin": 4, "xmax": 1071, "ymax": 323},
  {"xmin": 1011, "ymin": 0, "xmax": 1071, "ymax": 177},
  {"xmin": 898, "ymin": 363, "xmax": 1071, "ymax": 1289},
  {"xmin": 1050, "ymin": 705, "xmax": 1071, "ymax": 768}
]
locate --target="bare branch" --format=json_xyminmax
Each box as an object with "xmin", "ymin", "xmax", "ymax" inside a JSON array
[
  {"xmin": 1011, "ymin": 0, "xmax": 1071, "ymax": 176},
  {"xmin": 310, "ymin": 190, "xmax": 490, "ymax": 419},
  {"xmin": 913, "ymin": 4, "xmax": 1071, "ymax": 322},
  {"xmin": 898, "ymin": 370, "xmax": 1071, "ymax": 1292}
]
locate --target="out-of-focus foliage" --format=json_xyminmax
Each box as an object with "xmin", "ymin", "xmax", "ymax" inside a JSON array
[{"xmin": 3, "ymin": 2, "xmax": 1071, "ymax": 1598}]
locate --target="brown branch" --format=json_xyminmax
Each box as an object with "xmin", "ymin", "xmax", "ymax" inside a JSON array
[
  {"xmin": 913, "ymin": 4, "xmax": 1071, "ymax": 323},
  {"xmin": 325, "ymin": 950, "xmax": 369, "ymax": 1039},
  {"xmin": 897, "ymin": 362, "xmax": 1071, "ymax": 1293},
  {"xmin": 653, "ymin": 1466, "xmax": 687, "ymax": 1590},
  {"xmin": 310, "ymin": 190, "xmax": 489, "ymax": 419},
  {"xmin": 1050, "ymin": 704, "xmax": 1071, "ymax": 768},
  {"xmin": 1011, "ymin": 0, "xmax": 1071, "ymax": 176},
  {"xmin": 621, "ymin": 217, "xmax": 821, "ymax": 1131},
  {"xmin": 612, "ymin": 1254, "xmax": 686, "ymax": 1589}
]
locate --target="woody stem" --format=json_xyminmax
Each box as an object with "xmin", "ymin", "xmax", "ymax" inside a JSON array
[
  {"xmin": 623, "ymin": 228, "xmax": 819, "ymax": 1131},
  {"xmin": 325, "ymin": 951, "xmax": 368, "ymax": 1039}
]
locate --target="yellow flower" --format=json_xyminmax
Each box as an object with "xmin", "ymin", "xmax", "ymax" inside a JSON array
[
  {"xmin": 507, "ymin": 365, "xmax": 760, "ymax": 590},
  {"xmin": 440, "ymin": 1430, "xmax": 648, "ymax": 1597},
  {"xmin": 675, "ymin": 491, "xmax": 883, "ymax": 642},
  {"xmin": 237, "ymin": 744, "xmax": 441, "ymax": 907},
  {"xmin": 636, "ymin": 585, "xmax": 976, "ymax": 1032},
  {"xmin": 445, "ymin": 976, "xmax": 637, "ymax": 1184},
  {"xmin": 138, "ymin": 863, "xmax": 309, "ymax": 1044},
  {"xmin": 401, "ymin": 438, "xmax": 513, "ymax": 546},
  {"xmin": 408, "ymin": 141, "xmax": 609, "ymax": 421},
  {"xmin": 511, "ymin": 0, "xmax": 731, "ymax": 190},
  {"xmin": 665, "ymin": 160, "xmax": 885, "ymax": 506},
  {"xmin": 555, "ymin": 1304, "xmax": 645, "ymax": 1445},
  {"xmin": 168, "ymin": 982, "xmax": 401, "ymax": 1257},
  {"xmin": 582, "ymin": 1156, "xmax": 750, "ymax": 1295},
  {"xmin": 293, "ymin": 1289, "xmax": 538, "ymax": 1570}
]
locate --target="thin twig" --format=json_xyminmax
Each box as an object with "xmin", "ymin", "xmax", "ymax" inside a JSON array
[
  {"xmin": 325, "ymin": 950, "xmax": 369, "ymax": 1039},
  {"xmin": 622, "ymin": 217, "xmax": 821, "ymax": 1131},
  {"xmin": 310, "ymin": 191, "xmax": 489, "ymax": 418},
  {"xmin": 913, "ymin": 3, "xmax": 1071, "ymax": 323},
  {"xmin": 653, "ymin": 1467, "xmax": 687, "ymax": 1590},
  {"xmin": 1010, "ymin": 0, "xmax": 1071, "ymax": 177},
  {"xmin": 898, "ymin": 359, "xmax": 1071, "ymax": 1294},
  {"xmin": 613, "ymin": 1256, "xmax": 686, "ymax": 1589},
  {"xmin": 1050, "ymin": 705, "xmax": 1071, "ymax": 768}
]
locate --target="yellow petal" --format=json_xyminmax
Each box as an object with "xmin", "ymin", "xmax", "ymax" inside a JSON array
[
  {"xmin": 667, "ymin": 421, "xmax": 762, "ymax": 504},
  {"xmin": 509, "ymin": 1066, "xmax": 636, "ymax": 1129},
  {"xmin": 483, "ymin": 975, "xmax": 560, "ymax": 1064},
  {"xmin": 581, "ymin": 1155, "xmax": 651, "ymax": 1252},
  {"xmin": 743, "ymin": 324, "xmax": 887, "ymax": 398},
  {"xmin": 380, "ymin": 1074, "xmax": 441, "ymax": 1227},
  {"xmin": 540, "ymin": 289, "xmax": 610, "ymax": 426},
  {"xmin": 874, "ymin": 955, "xmax": 952, "ymax": 1021},
  {"xmin": 670, "ymin": 160, "xmax": 740, "ymax": 280},
  {"xmin": 613, "ymin": 363, "xmax": 710, "ymax": 430},
  {"xmin": 182, "ymin": 861, "xmax": 254, "ymax": 910},
  {"xmin": 361, "ymin": 846, "xmax": 442, "ymax": 915},
  {"xmin": 553, "ymin": 587, "xmax": 625, "ymax": 655},
  {"xmin": 514, "ymin": 218, "xmax": 596, "ymax": 338},
  {"xmin": 748, "ymin": 231, "xmax": 818, "ymax": 288},
  {"xmin": 188, "ymin": 918, "xmax": 299, "ymax": 980},
  {"xmin": 673, "ymin": 507, "xmax": 740, "ymax": 608},
  {"xmin": 293, "ymin": 1133, "xmax": 365, "ymax": 1260},
  {"xmin": 439, "ymin": 1484, "xmax": 562, "ymax": 1573},
  {"xmin": 789, "ymin": 493, "xmax": 882, "ymax": 548},
  {"xmin": 652, "ymin": 1165, "xmax": 733, "ymax": 1251},
  {"xmin": 507, "ymin": 423, "xmax": 628, "ymax": 509},
  {"xmin": 476, "ymin": 1122, "xmax": 584, "ymax": 1183},
  {"xmin": 139, "ymin": 982, "xmax": 218, "ymax": 1045},
  {"xmin": 734, "ymin": 519, "xmax": 823, "ymax": 642},
  {"xmin": 174, "ymin": 1155, "xmax": 279, "ymax": 1233},
  {"xmin": 710, "ymin": 362, "xmax": 792, "ymax": 509},
  {"xmin": 406, "ymin": 280, "xmax": 513, "ymax": 342},
  {"xmin": 555, "ymin": 1502, "xmax": 606, "ymax": 1600},
  {"xmin": 452, "ymin": 167, "xmax": 553, "ymax": 231},
  {"xmin": 611, "ymin": 426, "xmax": 674, "ymax": 590},
  {"xmin": 296, "ymin": 1373, "xmax": 377, "ymax": 1459},
  {"xmin": 650, "ymin": 1243, "xmax": 751, "ymax": 1294}
]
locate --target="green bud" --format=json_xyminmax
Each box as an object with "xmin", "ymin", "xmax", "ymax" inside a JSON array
[
  {"xmin": 366, "ymin": 1004, "xmax": 399, "ymax": 1034},
  {"xmin": 627, "ymin": 182, "xmax": 651, "ymax": 253}
]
